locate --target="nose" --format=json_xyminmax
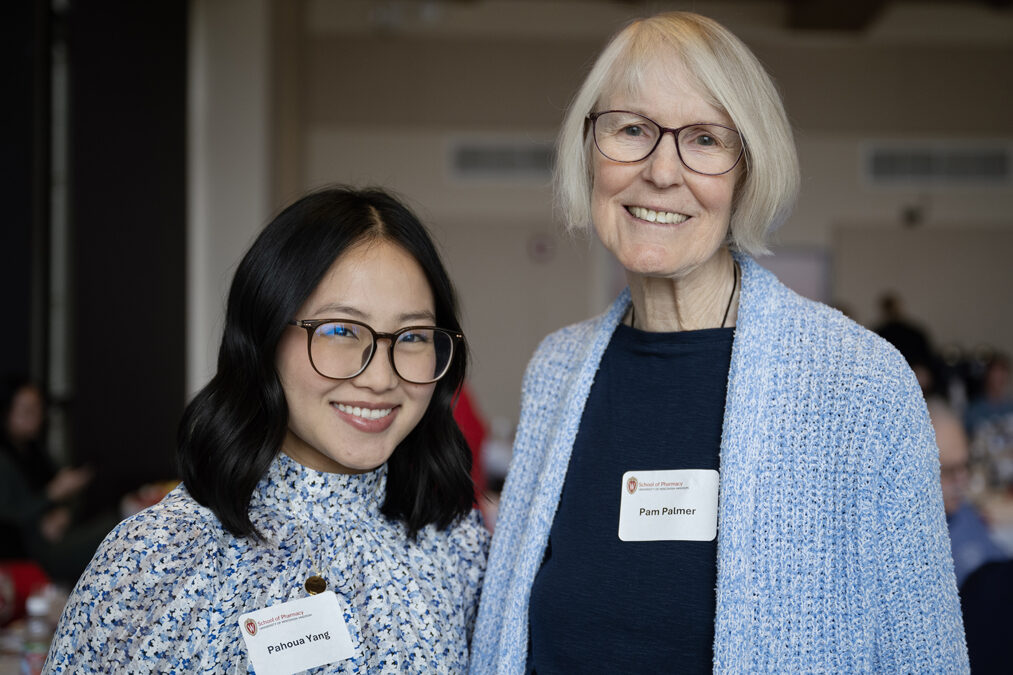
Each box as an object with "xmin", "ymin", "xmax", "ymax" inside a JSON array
[
  {"xmin": 352, "ymin": 339, "xmax": 399, "ymax": 391},
  {"xmin": 642, "ymin": 131, "xmax": 686, "ymax": 188}
]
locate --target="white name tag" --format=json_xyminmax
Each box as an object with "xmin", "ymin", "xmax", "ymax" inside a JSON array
[
  {"xmin": 618, "ymin": 469, "xmax": 719, "ymax": 542},
  {"xmin": 239, "ymin": 591, "xmax": 357, "ymax": 675}
]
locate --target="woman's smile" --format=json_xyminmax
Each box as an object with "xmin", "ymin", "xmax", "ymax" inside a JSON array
[
  {"xmin": 332, "ymin": 401, "xmax": 398, "ymax": 433},
  {"xmin": 625, "ymin": 205, "xmax": 690, "ymax": 225},
  {"xmin": 334, "ymin": 402, "xmax": 394, "ymax": 420}
]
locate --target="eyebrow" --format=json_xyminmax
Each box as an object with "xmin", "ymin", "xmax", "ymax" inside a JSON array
[
  {"xmin": 310, "ymin": 303, "xmax": 437, "ymax": 324},
  {"xmin": 617, "ymin": 102, "xmax": 731, "ymax": 127}
]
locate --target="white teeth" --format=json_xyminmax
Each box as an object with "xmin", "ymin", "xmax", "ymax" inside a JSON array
[
  {"xmin": 336, "ymin": 403, "xmax": 392, "ymax": 420},
  {"xmin": 628, "ymin": 206, "xmax": 688, "ymax": 224}
]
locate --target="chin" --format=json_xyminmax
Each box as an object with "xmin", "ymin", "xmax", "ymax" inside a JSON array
[
  {"xmin": 616, "ymin": 248, "xmax": 685, "ymax": 277},
  {"xmin": 337, "ymin": 450, "xmax": 395, "ymax": 473}
]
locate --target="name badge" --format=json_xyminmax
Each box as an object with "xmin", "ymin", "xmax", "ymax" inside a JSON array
[
  {"xmin": 618, "ymin": 469, "xmax": 719, "ymax": 542},
  {"xmin": 239, "ymin": 591, "xmax": 357, "ymax": 675}
]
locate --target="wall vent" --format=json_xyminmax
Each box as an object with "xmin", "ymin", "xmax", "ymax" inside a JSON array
[
  {"xmin": 448, "ymin": 138, "xmax": 554, "ymax": 182},
  {"xmin": 865, "ymin": 143, "xmax": 1011, "ymax": 185}
]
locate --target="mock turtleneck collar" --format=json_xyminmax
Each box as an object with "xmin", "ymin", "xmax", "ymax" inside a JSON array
[{"xmin": 251, "ymin": 452, "xmax": 387, "ymax": 522}]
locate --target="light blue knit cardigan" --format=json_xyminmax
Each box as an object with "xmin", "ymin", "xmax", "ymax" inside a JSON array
[{"xmin": 470, "ymin": 255, "xmax": 968, "ymax": 673}]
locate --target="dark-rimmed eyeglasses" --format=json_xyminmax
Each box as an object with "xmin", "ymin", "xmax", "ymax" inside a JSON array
[
  {"xmin": 587, "ymin": 110, "xmax": 745, "ymax": 175},
  {"xmin": 288, "ymin": 319, "xmax": 463, "ymax": 384}
]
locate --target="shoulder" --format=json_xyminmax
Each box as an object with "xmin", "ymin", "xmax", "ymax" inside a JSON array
[
  {"xmin": 734, "ymin": 257, "xmax": 929, "ymax": 474},
  {"xmin": 416, "ymin": 508, "xmax": 490, "ymax": 573},
  {"xmin": 46, "ymin": 486, "xmax": 226, "ymax": 672},
  {"xmin": 65, "ymin": 484, "xmax": 224, "ymax": 601},
  {"xmin": 449, "ymin": 508, "xmax": 492, "ymax": 558},
  {"xmin": 528, "ymin": 315, "xmax": 611, "ymax": 372},
  {"xmin": 522, "ymin": 292, "xmax": 628, "ymax": 393},
  {"xmin": 739, "ymin": 256, "xmax": 914, "ymax": 390},
  {"xmin": 102, "ymin": 484, "xmax": 223, "ymax": 560}
]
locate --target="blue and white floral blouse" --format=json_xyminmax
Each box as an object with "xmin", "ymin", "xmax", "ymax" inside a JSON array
[{"xmin": 44, "ymin": 453, "xmax": 489, "ymax": 674}]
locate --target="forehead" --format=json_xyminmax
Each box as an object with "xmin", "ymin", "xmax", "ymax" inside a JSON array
[
  {"xmin": 13, "ymin": 386, "xmax": 42, "ymax": 407},
  {"xmin": 600, "ymin": 54, "xmax": 728, "ymax": 124},
  {"xmin": 302, "ymin": 239, "xmax": 435, "ymax": 318}
]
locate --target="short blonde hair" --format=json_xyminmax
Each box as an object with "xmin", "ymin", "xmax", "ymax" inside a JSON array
[{"xmin": 554, "ymin": 12, "xmax": 799, "ymax": 255}]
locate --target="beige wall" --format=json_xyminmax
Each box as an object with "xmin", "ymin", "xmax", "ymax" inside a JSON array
[
  {"xmin": 834, "ymin": 226, "xmax": 1013, "ymax": 353},
  {"xmin": 191, "ymin": 0, "xmax": 1013, "ymax": 423},
  {"xmin": 188, "ymin": 0, "xmax": 272, "ymax": 395}
]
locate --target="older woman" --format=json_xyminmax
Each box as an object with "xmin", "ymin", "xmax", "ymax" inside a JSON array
[{"xmin": 471, "ymin": 11, "xmax": 966, "ymax": 674}]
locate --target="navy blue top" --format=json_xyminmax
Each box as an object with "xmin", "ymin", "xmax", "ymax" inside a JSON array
[{"xmin": 527, "ymin": 323, "xmax": 734, "ymax": 674}]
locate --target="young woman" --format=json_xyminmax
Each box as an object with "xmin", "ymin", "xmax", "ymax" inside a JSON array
[{"xmin": 45, "ymin": 187, "xmax": 489, "ymax": 673}]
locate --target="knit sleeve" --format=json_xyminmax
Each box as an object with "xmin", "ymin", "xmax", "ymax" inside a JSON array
[
  {"xmin": 469, "ymin": 332, "xmax": 562, "ymax": 674},
  {"xmin": 43, "ymin": 488, "xmax": 227, "ymax": 675},
  {"xmin": 870, "ymin": 366, "xmax": 969, "ymax": 672}
]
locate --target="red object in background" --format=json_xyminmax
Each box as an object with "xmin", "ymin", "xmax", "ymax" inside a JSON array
[
  {"xmin": 453, "ymin": 383, "xmax": 488, "ymax": 497},
  {"xmin": 0, "ymin": 560, "xmax": 50, "ymax": 627}
]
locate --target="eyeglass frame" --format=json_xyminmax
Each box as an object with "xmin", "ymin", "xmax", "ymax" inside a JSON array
[
  {"xmin": 288, "ymin": 318, "xmax": 464, "ymax": 384},
  {"xmin": 586, "ymin": 110, "xmax": 746, "ymax": 176}
]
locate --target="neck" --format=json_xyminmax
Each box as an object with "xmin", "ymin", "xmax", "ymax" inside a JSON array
[{"xmin": 627, "ymin": 248, "xmax": 738, "ymax": 332}]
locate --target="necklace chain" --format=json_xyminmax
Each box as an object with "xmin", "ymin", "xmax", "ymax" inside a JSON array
[{"xmin": 630, "ymin": 261, "xmax": 739, "ymax": 330}]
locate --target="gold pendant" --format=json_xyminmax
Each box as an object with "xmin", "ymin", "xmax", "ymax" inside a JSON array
[{"xmin": 304, "ymin": 575, "xmax": 327, "ymax": 595}]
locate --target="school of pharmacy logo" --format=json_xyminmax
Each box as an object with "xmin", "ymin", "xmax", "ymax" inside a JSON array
[
  {"xmin": 626, "ymin": 476, "xmax": 638, "ymax": 494},
  {"xmin": 244, "ymin": 618, "xmax": 258, "ymax": 636}
]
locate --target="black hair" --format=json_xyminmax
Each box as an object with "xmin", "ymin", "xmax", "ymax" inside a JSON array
[{"xmin": 177, "ymin": 187, "xmax": 474, "ymax": 539}]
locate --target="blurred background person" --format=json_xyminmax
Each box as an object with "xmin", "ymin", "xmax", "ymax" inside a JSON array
[
  {"xmin": 932, "ymin": 396, "xmax": 1013, "ymax": 675},
  {"xmin": 874, "ymin": 291, "xmax": 940, "ymax": 398},
  {"xmin": 0, "ymin": 375, "xmax": 107, "ymax": 584},
  {"xmin": 965, "ymin": 352, "xmax": 1013, "ymax": 435},
  {"xmin": 964, "ymin": 352, "xmax": 1013, "ymax": 518},
  {"xmin": 930, "ymin": 399, "xmax": 1009, "ymax": 588}
]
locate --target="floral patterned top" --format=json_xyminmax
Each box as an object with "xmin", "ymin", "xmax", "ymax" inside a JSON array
[{"xmin": 44, "ymin": 453, "xmax": 489, "ymax": 674}]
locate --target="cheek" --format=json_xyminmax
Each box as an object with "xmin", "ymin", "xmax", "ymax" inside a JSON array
[
  {"xmin": 276, "ymin": 332, "xmax": 313, "ymax": 397},
  {"xmin": 398, "ymin": 384, "xmax": 438, "ymax": 437},
  {"xmin": 693, "ymin": 175, "xmax": 735, "ymax": 214},
  {"xmin": 591, "ymin": 158, "xmax": 628, "ymax": 203},
  {"xmin": 410, "ymin": 384, "xmax": 437, "ymax": 416},
  {"xmin": 590, "ymin": 163, "xmax": 632, "ymax": 242}
]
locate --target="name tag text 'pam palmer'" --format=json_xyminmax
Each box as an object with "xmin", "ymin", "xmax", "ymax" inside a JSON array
[{"xmin": 639, "ymin": 507, "xmax": 696, "ymax": 516}]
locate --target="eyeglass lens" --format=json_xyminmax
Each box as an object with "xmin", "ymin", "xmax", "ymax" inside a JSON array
[
  {"xmin": 592, "ymin": 111, "xmax": 742, "ymax": 174},
  {"xmin": 310, "ymin": 321, "xmax": 454, "ymax": 383}
]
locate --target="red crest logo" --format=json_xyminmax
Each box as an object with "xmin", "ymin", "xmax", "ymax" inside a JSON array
[
  {"xmin": 626, "ymin": 476, "xmax": 638, "ymax": 494},
  {"xmin": 244, "ymin": 618, "xmax": 258, "ymax": 636}
]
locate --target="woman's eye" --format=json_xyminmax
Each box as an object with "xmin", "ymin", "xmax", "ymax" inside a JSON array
[
  {"xmin": 621, "ymin": 125, "xmax": 644, "ymax": 137},
  {"xmin": 399, "ymin": 331, "xmax": 431, "ymax": 344},
  {"xmin": 321, "ymin": 324, "xmax": 357, "ymax": 339},
  {"xmin": 685, "ymin": 131, "xmax": 718, "ymax": 147},
  {"xmin": 684, "ymin": 126, "xmax": 738, "ymax": 151}
]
